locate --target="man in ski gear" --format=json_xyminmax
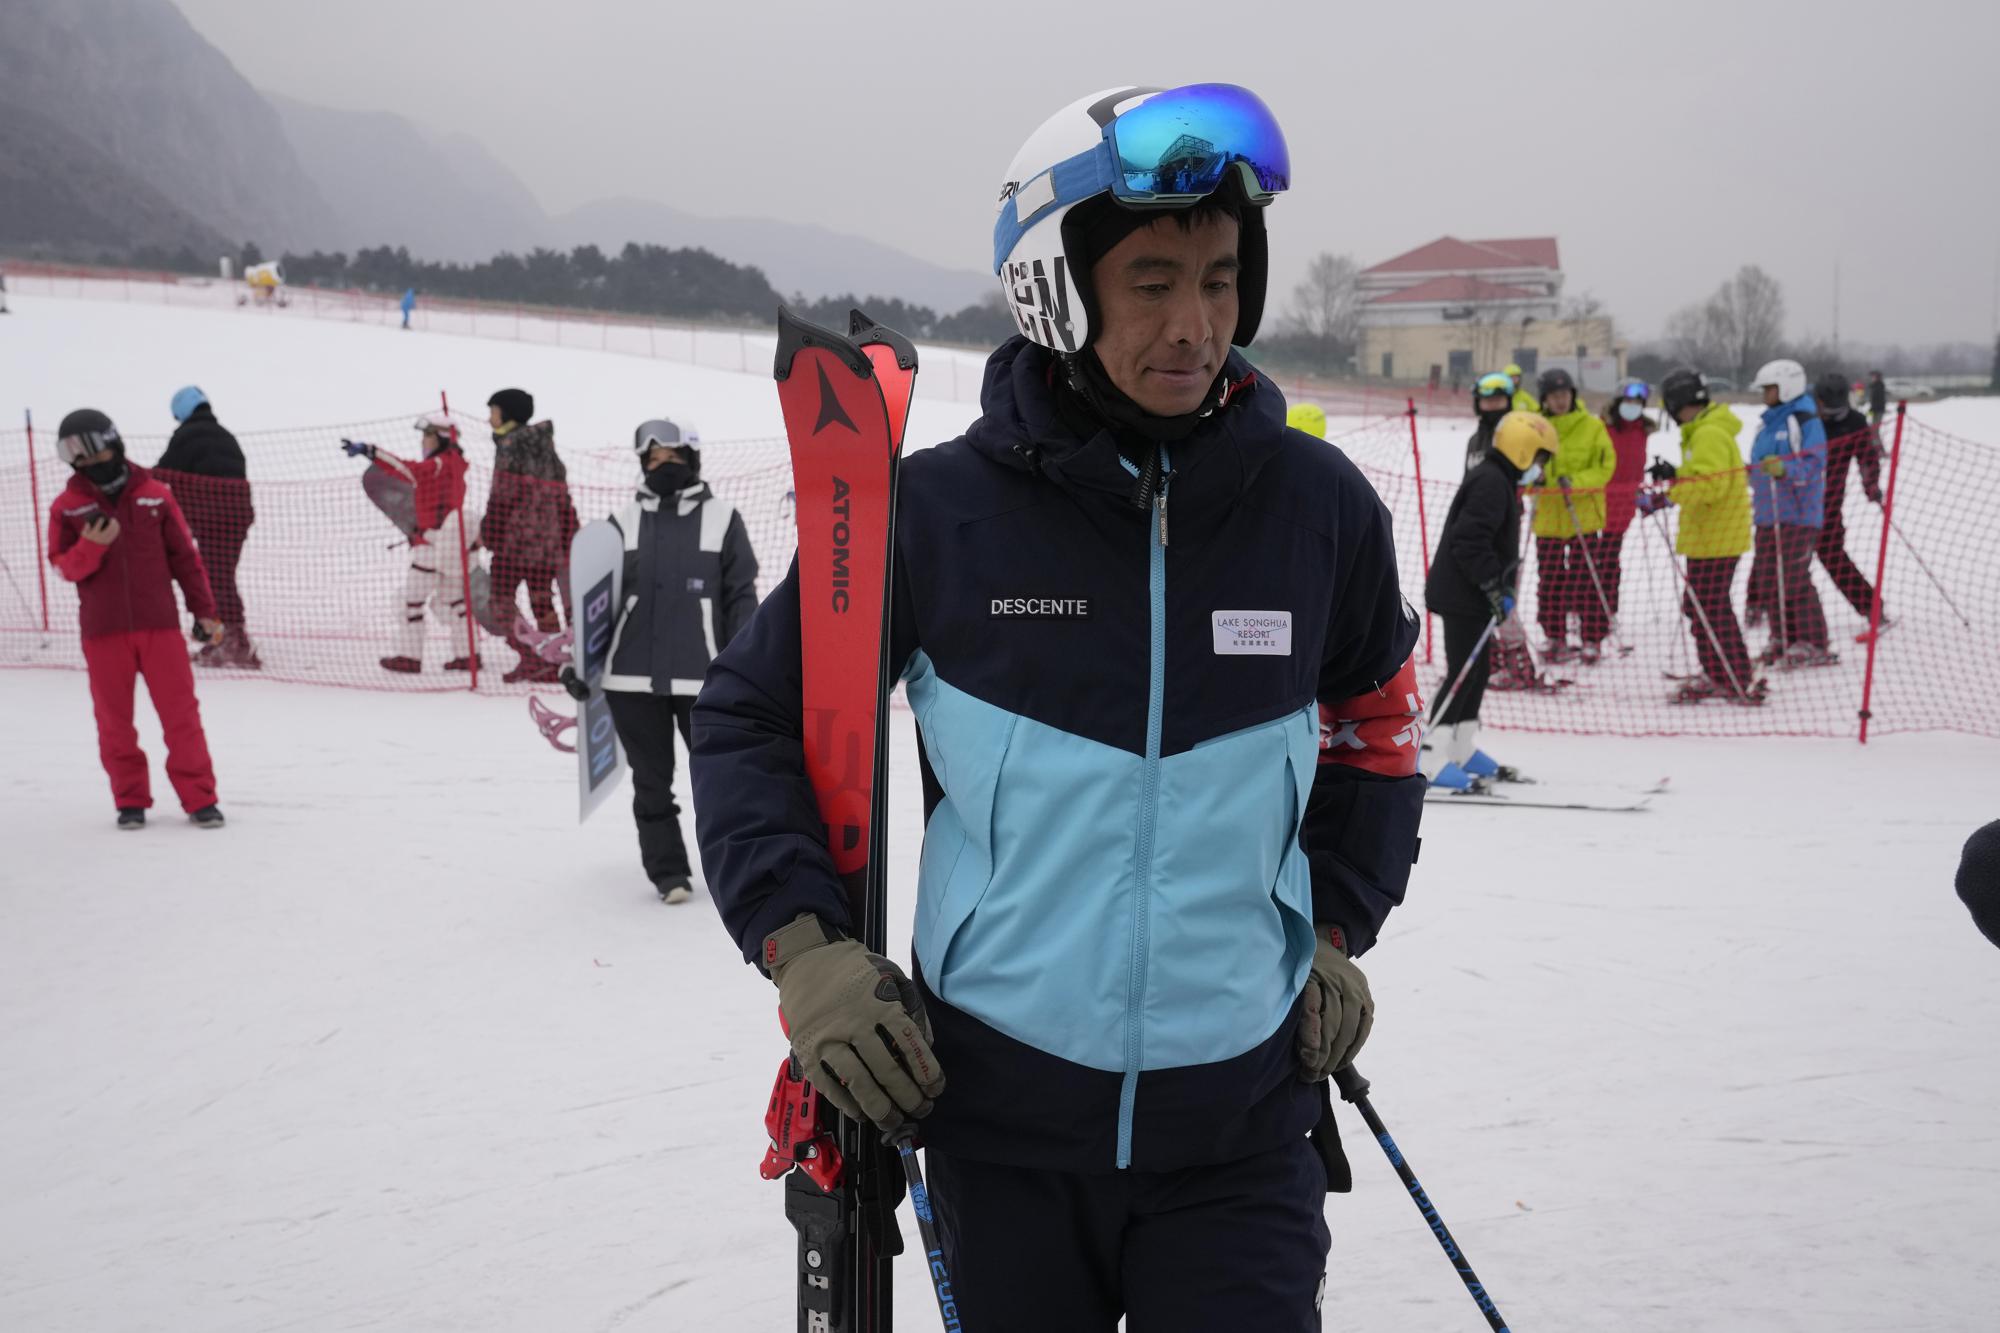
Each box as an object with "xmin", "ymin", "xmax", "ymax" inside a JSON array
[
  {"xmin": 1462, "ymin": 371, "xmax": 1515, "ymax": 473},
  {"xmin": 342, "ymin": 413, "xmax": 476, "ymax": 674},
  {"xmin": 1866, "ymin": 369, "xmax": 1887, "ymax": 426},
  {"xmin": 693, "ymin": 83, "xmax": 1424, "ymax": 1331},
  {"xmin": 1642, "ymin": 370, "xmax": 1758, "ymax": 703},
  {"xmin": 48, "ymin": 409, "xmax": 227, "ymax": 829},
  {"xmin": 157, "ymin": 386, "xmax": 259, "ymax": 669},
  {"xmin": 1504, "ymin": 361, "xmax": 1537, "ymax": 412},
  {"xmin": 1745, "ymin": 359, "xmax": 1832, "ymax": 667},
  {"xmin": 480, "ymin": 388, "xmax": 579, "ymax": 684},
  {"xmin": 588, "ymin": 418, "xmax": 758, "ymax": 903},
  {"xmin": 1813, "ymin": 369, "xmax": 1887, "ymax": 633},
  {"xmin": 1425, "ymin": 411, "xmax": 1553, "ymax": 790},
  {"xmin": 400, "ymin": 287, "xmax": 416, "ymax": 330},
  {"xmin": 1596, "ymin": 379, "xmax": 1652, "ymax": 620},
  {"xmin": 1531, "ymin": 368, "xmax": 1615, "ymax": 663}
]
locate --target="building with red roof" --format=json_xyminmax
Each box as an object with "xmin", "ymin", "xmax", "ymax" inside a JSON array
[{"xmin": 1354, "ymin": 236, "xmax": 1624, "ymax": 391}]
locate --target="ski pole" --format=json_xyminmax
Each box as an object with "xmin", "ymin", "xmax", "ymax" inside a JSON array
[
  {"xmin": 1335, "ymin": 1065, "xmax": 1511, "ymax": 1332},
  {"xmin": 1556, "ymin": 479, "xmax": 1628, "ymax": 656},
  {"xmin": 889, "ymin": 1129, "xmax": 962, "ymax": 1332},
  {"xmin": 1884, "ymin": 510, "xmax": 1973, "ymax": 628},
  {"xmin": 1425, "ymin": 616, "xmax": 1499, "ymax": 728},
  {"xmin": 1643, "ymin": 501, "xmax": 1752, "ymax": 700},
  {"xmin": 1770, "ymin": 496, "xmax": 1789, "ymax": 663}
]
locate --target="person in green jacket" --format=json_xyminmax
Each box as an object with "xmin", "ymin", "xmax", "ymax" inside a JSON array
[
  {"xmin": 1529, "ymin": 368, "xmax": 1616, "ymax": 662},
  {"xmin": 1505, "ymin": 361, "xmax": 1538, "ymax": 413},
  {"xmin": 1637, "ymin": 368, "xmax": 1760, "ymax": 705}
]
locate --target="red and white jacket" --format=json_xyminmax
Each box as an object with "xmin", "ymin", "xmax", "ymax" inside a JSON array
[
  {"xmin": 372, "ymin": 446, "xmax": 469, "ymax": 543},
  {"xmin": 48, "ymin": 465, "xmax": 217, "ymax": 639}
]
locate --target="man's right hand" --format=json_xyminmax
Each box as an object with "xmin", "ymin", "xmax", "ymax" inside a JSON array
[
  {"xmin": 764, "ymin": 913, "xmax": 945, "ymax": 1133},
  {"xmin": 81, "ymin": 516, "xmax": 120, "ymax": 545},
  {"xmin": 340, "ymin": 439, "xmax": 372, "ymax": 458}
]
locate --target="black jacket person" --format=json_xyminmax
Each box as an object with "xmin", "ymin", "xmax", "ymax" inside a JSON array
[{"xmin": 157, "ymin": 387, "xmax": 258, "ymax": 667}]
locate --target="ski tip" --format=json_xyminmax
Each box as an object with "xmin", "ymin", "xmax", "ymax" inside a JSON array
[
  {"xmin": 847, "ymin": 307, "xmax": 919, "ymax": 371},
  {"xmin": 773, "ymin": 306, "xmax": 872, "ymax": 383}
]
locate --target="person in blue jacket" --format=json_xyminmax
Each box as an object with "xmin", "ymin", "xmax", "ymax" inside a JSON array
[
  {"xmin": 400, "ymin": 287, "xmax": 416, "ymax": 329},
  {"xmin": 690, "ymin": 85, "xmax": 1425, "ymax": 1331},
  {"xmin": 1745, "ymin": 359, "xmax": 1833, "ymax": 666}
]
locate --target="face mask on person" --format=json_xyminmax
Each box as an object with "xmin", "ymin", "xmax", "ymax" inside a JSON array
[
  {"xmin": 82, "ymin": 458, "xmax": 129, "ymax": 491},
  {"xmin": 644, "ymin": 460, "xmax": 697, "ymax": 496},
  {"xmin": 1617, "ymin": 401, "xmax": 1644, "ymax": 422},
  {"xmin": 1519, "ymin": 450, "xmax": 1553, "ymax": 487}
]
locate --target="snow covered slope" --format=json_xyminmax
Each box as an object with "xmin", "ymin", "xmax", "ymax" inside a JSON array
[
  {"xmin": 4, "ymin": 288, "xmax": 1999, "ymax": 1330},
  {"xmin": 2, "ymin": 672, "xmax": 1996, "ymax": 1331}
]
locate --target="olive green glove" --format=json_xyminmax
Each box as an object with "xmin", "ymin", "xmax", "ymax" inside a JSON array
[
  {"xmin": 1760, "ymin": 455, "xmax": 1786, "ymax": 478},
  {"xmin": 1296, "ymin": 925, "xmax": 1374, "ymax": 1081},
  {"xmin": 765, "ymin": 913, "xmax": 946, "ymax": 1132}
]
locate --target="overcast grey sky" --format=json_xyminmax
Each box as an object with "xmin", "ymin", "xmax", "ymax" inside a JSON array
[{"xmin": 176, "ymin": 0, "xmax": 2000, "ymax": 346}]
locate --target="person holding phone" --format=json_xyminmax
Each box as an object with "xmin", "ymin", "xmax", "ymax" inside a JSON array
[{"xmin": 47, "ymin": 408, "xmax": 227, "ymax": 830}]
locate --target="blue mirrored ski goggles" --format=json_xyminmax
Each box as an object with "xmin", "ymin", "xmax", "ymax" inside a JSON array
[
  {"xmin": 1619, "ymin": 381, "xmax": 1650, "ymax": 400},
  {"xmin": 993, "ymin": 83, "xmax": 1290, "ymax": 273},
  {"xmin": 1475, "ymin": 373, "xmax": 1514, "ymax": 398}
]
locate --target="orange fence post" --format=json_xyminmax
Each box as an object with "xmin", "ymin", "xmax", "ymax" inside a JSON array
[
  {"xmin": 1856, "ymin": 401, "xmax": 1907, "ymax": 744},
  {"xmin": 1406, "ymin": 398, "xmax": 1433, "ymax": 664},
  {"xmin": 24, "ymin": 409, "xmax": 50, "ymax": 631}
]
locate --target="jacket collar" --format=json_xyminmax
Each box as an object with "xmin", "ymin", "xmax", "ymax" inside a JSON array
[{"xmin": 962, "ymin": 337, "xmax": 1288, "ymax": 516}]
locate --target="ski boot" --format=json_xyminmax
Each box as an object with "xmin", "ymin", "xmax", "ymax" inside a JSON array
[
  {"xmin": 380, "ymin": 656, "xmax": 422, "ymax": 674},
  {"xmin": 656, "ymin": 874, "xmax": 694, "ymax": 905},
  {"xmin": 189, "ymin": 805, "xmax": 226, "ymax": 830},
  {"xmin": 1426, "ymin": 762, "xmax": 1489, "ymax": 795},
  {"xmin": 218, "ymin": 625, "xmax": 262, "ymax": 670},
  {"xmin": 1855, "ymin": 616, "xmax": 1894, "ymax": 645},
  {"xmin": 117, "ymin": 807, "xmax": 146, "ymax": 831},
  {"xmin": 1464, "ymin": 750, "xmax": 1525, "ymax": 784},
  {"xmin": 1669, "ymin": 675, "xmax": 1723, "ymax": 705},
  {"xmin": 443, "ymin": 654, "xmax": 482, "ymax": 672},
  {"xmin": 1782, "ymin": 642, "xmax": 1839, "ymax": 670}
]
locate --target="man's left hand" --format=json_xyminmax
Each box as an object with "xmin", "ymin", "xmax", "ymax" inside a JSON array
[{"xmin": 1297, "ymin": 925, "xmax": 1373, "ymax": 1081}]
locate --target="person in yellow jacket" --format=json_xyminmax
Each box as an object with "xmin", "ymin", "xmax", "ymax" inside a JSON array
[
  {"xmin": 1636, "ymin": 369, "xmax": 1760, "ymax": 705},
  {"xmin": 1528, "ymin": 368, "xmax": 1615, "ymax": 662},
  {"xmin": 1504, "ymin": 362, "xmax": 1538, "ymax": 413}
]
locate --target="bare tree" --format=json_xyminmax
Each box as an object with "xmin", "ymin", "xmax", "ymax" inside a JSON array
[
  {"xmin": 1662, "ymin": 265, "xmax": 1787, "ymax": 381},
  {"xmin": 1284, "ymin": 252, "xmax": 1361, "ymax": 373}
]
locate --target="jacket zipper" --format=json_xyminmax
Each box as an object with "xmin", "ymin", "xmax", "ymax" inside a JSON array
[{"xmin": 1116, "ymin": 443, "xmax": 1170, "ymax": 1169}]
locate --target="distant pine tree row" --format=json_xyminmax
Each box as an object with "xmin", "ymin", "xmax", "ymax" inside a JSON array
[{"xmin": 278, "ymin": 243, "xmax": 1017, "ymax": 347}]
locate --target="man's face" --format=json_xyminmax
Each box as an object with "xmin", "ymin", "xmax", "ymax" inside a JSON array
[
  {"xmin": 1543, "ymin": 387, "xmax": 1574, "ymax": 416},
  {"xmin": 1763, "ymin": 385, "xmax": 1783, "ymax": 408},
  {"xmin": 1088, "ymin": 212, "xmax": 1241, "ymax": 417},
  {"xmin": 643, "ymin": 444, "xmax": 685, "ymax": 472},
  {"xmin": 73, "ymin": 447, "xmax": 116, "ymax": 469},
  {"xmin": 488, "ymin": 405, "xmax": 504, "ymax": 429},
  {"xmin": 1477, "ymin": 392, "xmax": 1510, "ymax": 414}
]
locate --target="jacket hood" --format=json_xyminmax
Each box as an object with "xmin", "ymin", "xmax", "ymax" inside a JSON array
[
  {"xmin": 1763, "ymin": 392, "xmax": 1818, "ymax": 424},
  {"xmin": 1688, "ymin": 402, "xmax": 1744, "ymax": 439},
  {"xmin": 961, "ymin": 337, "xmax": 1290, "ymax": 513}
]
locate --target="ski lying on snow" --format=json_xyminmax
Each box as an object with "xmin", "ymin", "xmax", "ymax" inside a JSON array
[{"xmin": 1426, "ymin": 777, "xmax": 1668, "ymax": 812}]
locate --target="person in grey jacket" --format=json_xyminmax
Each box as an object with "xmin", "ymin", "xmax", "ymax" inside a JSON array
[{"xmin": 598, "ymin": 418, "xmax": 759, "ymax": 902}]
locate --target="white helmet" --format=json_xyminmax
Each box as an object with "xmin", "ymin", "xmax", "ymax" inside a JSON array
[
  {"xmin": 413, "ymin": 410, "xmax": 456, "ymax": 435},
  {"xmin": 991, "ymin": 83, "xmax": 1290, "ymax": 355},
  {"xmin": 1750, "ymin": 359, "xmax": 1808, "ymax": 402}
]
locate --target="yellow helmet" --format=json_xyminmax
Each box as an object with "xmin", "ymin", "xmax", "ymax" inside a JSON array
[
  {"xmin": 1492, "ymin": 410, "xmax": 1558, "ymax": 472},
  {"xmin": 1503, "ymin": 362, "xmax": 1525, "ymax": 383},
  {"xmin": 1286, "ymin": 402, "xmax": 1327, "ymax": 439}
]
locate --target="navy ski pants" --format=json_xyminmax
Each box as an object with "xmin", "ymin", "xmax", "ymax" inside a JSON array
[{"xmin": 925, "ymin": 1135, "xmax": 1331, "ymax": 1332}]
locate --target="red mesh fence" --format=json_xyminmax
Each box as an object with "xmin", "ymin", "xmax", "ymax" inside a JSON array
[
  {"xmin": 1331, "ymin": 404, "xmax": 1999, "ymax": 739},
  {"xmin": 4, "ymin": 400, "xmax": 1994, "ymax": 740},
  {"xmin": 2, "ymin": 412, "xmax": 796, "ymax": 692}
]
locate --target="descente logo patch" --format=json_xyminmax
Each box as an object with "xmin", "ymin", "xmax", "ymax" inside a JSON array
[
  {"xmin": 990, "ymin": 597, "xmax": 1090, "ymax": 619},
  {"xmin": 1213, "ymin": 610, "xmax": 1292, "ymax": 655}
]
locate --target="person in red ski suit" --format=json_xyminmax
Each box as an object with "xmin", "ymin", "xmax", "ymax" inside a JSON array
[
  {"xmin": 342, "ymin": 412, "xmax": 478, "ymax": 674},
  {"xmin": 1596, "ymin": 379, "xmax": 1655, "ymax": 620},
  {"xmin": 47, "ymin": 409, "xmax": 226, "ymax": 830}
]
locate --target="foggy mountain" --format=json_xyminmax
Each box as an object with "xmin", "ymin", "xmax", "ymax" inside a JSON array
[{"xmin": 0, "ymin": 0, "xmax": 334, "ymax": 253}]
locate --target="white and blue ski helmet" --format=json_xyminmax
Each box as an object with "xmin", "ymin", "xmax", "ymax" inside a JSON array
[{"xmin": 992, "ymin": 83, "xmax": 1290, "ymax": 355}]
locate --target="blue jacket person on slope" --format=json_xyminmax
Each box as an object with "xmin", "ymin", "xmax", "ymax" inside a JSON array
[{"xmin": 690, "ymin": 84, "xmax": 1425, "ymax": 1332}]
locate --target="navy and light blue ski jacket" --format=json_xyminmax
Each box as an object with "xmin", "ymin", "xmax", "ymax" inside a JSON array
[
  {"xmin": 692, "ymin": 337, "xmax": 1425, "ymax": 1174},
  {"xmin": 1750, "ymin": 393, "xmax": 1828, "ymax": 529}
]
